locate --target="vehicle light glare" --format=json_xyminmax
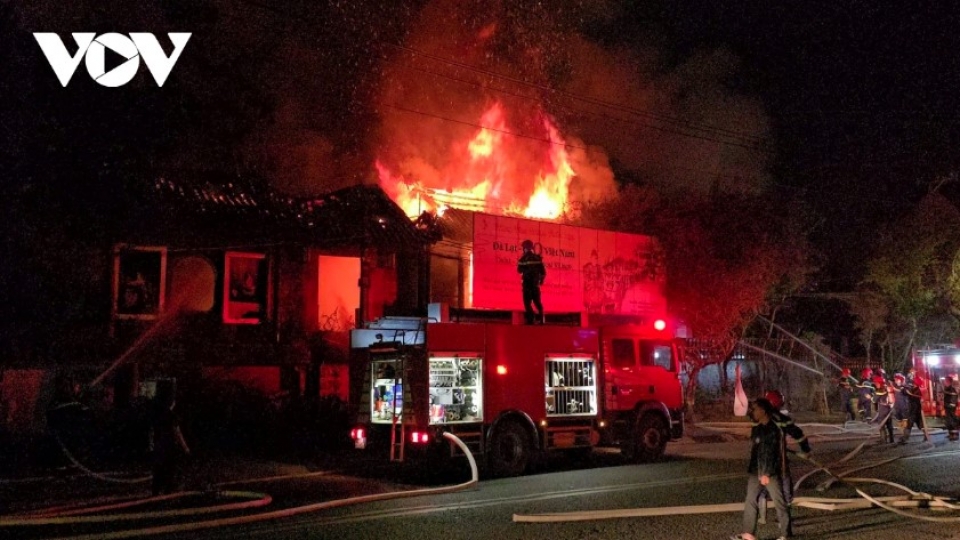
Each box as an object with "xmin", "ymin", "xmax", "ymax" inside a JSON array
[
  {"xmin": 654, "ymin": 319, "xmax": 666, "ymax": 331},
  {"xmin": 497, "ymin": 365, "xmax": 507, "ymax": 375}
]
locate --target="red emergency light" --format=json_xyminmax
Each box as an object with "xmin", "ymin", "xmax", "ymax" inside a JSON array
[
  {"xmin": 654, "ymin": 319, "xmax": 666, "ymax": 331},
  {"xmin": 350, "ymin": 427, "xmax": 365, "ymax": 440},
  {"xmin": 410, "ymin": 431, "xmax": 430, "ymax": 444}
]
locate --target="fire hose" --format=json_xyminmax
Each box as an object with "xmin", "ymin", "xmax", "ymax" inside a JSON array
[
  {"xmin": 0, "ymin": 432, "xmax": 478, "ymax": 540},
  {"xmin": 513, "ymin": 427, "xmax": 960, "ymax": 524}
]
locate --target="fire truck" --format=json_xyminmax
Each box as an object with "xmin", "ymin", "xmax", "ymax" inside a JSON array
[
  {"xmin": 348, "ymin": 310, "xmax": 685, "ymax": 476},
  {"xmin": 912, "ymin": 346, "xmax": 960, "ymax": 416}
]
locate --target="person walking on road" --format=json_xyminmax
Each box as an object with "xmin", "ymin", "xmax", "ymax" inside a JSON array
[
  {"xmin": 731, "ymin": 397, "xmax": 794, "ymax": 540},
  {"xmin": 759, "ymin": 390, "xmax": 811, "ymax": 506}
]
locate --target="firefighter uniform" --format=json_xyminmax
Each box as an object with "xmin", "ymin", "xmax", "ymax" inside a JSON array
[
  {"xmin": 736, "ymin": 398, "xmax": 794, "ymax": 540},
  {"xmin": 943, "ymin": 375, "xmax": 958, "ymax": 441},
  {"xmin": 892, "ymin": 373, "xmax": 909, "ymax": 427},
  {"xmin": 899, "ymin": 377, "xmax": 927, "ymax": 444},
  {"xmin": 838, "ymin": 369, "xmax": 858, "ymax": 421},
  {"xmin": 856, "ymin": 368, "xmax": 875, "ymax": 421},
  {"xmin": 517, "ymin": 240, "xmax": 546, "ymax": 325},
  {"xmin": 756, "ymin": 390, "xmax": 810, "ymax": 507},
  {"xmin": 872, "ymin": 376, "xmax": 895, "ymax": 443}
]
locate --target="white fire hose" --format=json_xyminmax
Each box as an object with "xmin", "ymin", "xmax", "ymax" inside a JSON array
[
  {"xmin": 513, "ymin": 423, "xmax": 960, "ymax": 524},
  {"xmin": 0, "ymin": 432, "xmax": 478, "ymax": 540}
]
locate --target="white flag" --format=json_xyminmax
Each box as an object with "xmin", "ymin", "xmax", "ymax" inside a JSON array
[{"xmin": 734, "ymin": 363, "xmax": 749, "ymax": 417}]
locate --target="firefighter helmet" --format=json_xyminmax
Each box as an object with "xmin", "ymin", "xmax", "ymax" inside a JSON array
[
  {"xmin": 764, "ymin": 390, "xmax": 785, "ymax": 410},
  {"xmin": 913, "ymin": 376, "xmax": 926, "ymax": 389},
  {"xmin": 861, "ymin": 368, "xmax": 873, "ymax": 379},
  {"xmin": 841, "ymin": 368, "xmax": 851, "ymax": 377},
  {"xmin": 893, "ymin": 372, "xmax": 905, "ymax": 383},
  {"xmin": 872, "ymin": 375, "xmax": 885, "ymax": 386},
  {"xmin": 521, "ymin": 239, "xmax": 534, "ymax": 251}
]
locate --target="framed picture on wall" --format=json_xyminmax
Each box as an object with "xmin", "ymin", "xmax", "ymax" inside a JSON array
[
  {"xmin": 223, "ymin": 251, "xmax": 268, "ymax": 324},
  {"xmin": 112, "ymin": 245, "xmax": 167, "ymax": 320}
]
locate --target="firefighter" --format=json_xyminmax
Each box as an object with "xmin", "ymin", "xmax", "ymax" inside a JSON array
[
  {"xmin": 517, "ymin": 239, "xmax": 546, "ymax": 325},
  {"xmin": 943, "ymin": 374, "xmax": 958, "ymax": 441},
  {"xmin": 856, "ymin": 367, "xmax": 875, "ymax": 421},
  {"xmin": 837, "ymin": 368, "xmax": 858, "ymax": 421},
  {"xmin": 731, "ymin": 398, "xmax": 794, "ymax": 540},
  {"xmin": 898, "ymin": 375, "xmax": 928, "ymax": 444},
  {"xmin": 872, "ymin": 375, "xmax": 895, "ymax": 443},
  {"xmin": 759, "ymin": 390, "xmax": 810, "ymax": 506},
  {"xmin": 892, "ymin": 372, "xmax": 909, "ymax": 430}
]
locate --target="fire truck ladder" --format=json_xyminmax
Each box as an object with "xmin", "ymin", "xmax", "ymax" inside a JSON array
[{"xmin": 386, "ymin": 320, "xmax": 428, "ymax": 462}]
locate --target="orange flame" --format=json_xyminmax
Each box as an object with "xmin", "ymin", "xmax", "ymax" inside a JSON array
[{"xmin": 377, "ymin": 102, "xmax": 575, "ymax": 220}]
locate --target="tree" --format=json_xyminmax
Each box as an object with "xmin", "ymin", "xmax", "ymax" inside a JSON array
[
  {"xmin": 857, "ymin": 192, "xmax": 960, "ymax": 370},
  {"xmin": 581, "ymin": 185, "xmax": 817, "ymax": 412}
]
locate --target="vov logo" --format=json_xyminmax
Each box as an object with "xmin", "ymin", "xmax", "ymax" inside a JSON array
[{"xmin": 33, "ymin": 33, "xmax": 191, "ymax": 87}]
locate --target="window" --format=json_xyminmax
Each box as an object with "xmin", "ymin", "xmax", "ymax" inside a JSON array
[
  {"xmin": 611, "ymin": 339, "xmax": 636, "ymax": 370},
  {"xmin": 640, "ymin": 341, "xmax": 675, "ymax": 372}
]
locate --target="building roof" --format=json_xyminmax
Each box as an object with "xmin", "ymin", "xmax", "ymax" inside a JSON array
[{"xmin": 152, "ymin": 175, "xmax": 429, "ymax": 251}]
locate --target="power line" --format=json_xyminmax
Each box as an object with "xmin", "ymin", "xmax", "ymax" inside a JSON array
[{"xmin": 386, "ymin": 43, "xmax": 771, "ymax": 152}]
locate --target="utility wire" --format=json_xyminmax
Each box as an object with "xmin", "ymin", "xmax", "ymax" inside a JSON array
[{"xmin": 386, "ymin": 43, "xmax": 770, "ymax": 151}]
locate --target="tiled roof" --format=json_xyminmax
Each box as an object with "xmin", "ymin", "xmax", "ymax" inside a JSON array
[{"xmin": 152, "ymin": 175, "xmax": 430, "ymax": 250}]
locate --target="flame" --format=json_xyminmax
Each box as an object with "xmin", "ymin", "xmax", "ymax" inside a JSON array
[{"xmin": 377, "ymin": 102, "xmax": 575, "ymax": 220}]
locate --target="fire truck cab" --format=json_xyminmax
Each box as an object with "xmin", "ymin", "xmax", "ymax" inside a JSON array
[{"xmin": 349, "ymin": 312, "xmax": 685, "ymax": 476}]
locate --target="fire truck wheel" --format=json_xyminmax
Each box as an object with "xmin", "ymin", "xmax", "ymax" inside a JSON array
[
  {"xmin": 488, "ymin": 421, "xmax": 532, "ymax": 477},
  {"xmin": 623, "ymin": 413, "xmax": 667, "ymax": 463}
]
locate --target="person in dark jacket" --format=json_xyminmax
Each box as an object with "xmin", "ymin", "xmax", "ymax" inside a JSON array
[
  {"xmin": 758, "ymin": 390, "xmax": 811, "ymax": 505},
  {"xmin": 856, "ymin": 368, "xmax": 876, "ymax": 421},
  {"xmin": 892, "ymin": 372, "xmax": 909, "ymax": 428},
  {"xmin": 943, "ymin": 374, "xmax": 958, "ymax": 441},
  {"xmin": 898, "ymin": 376, "xmax": 928, "ymax": 444},
  {"xmin": 837, "ymin": 368, "xmax": 858, "ymax": 421},
  {"xmin": 517, "ymin": 239, "xmax": 546, "ymax": 325},
  {"xmin": 872, "ymin": 375, "xmax": 895, "ymax": 444},
  {"xmin": 150, "ymin": 380, "xmax": 190, "ymax": 495},
  {"xmin": 731, "ymin": 398, "xmax": 793, "ymax": 540}
]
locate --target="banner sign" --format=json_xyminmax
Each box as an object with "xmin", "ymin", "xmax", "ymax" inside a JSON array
[{"xmin": 471, "ymin": 213, "xmax": 667, "ymax": 315}]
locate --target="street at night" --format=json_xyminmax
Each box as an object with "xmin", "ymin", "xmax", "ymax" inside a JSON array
[{"xmin": 4, "ymin": 3, "xmax": 960, "ymax": 540}]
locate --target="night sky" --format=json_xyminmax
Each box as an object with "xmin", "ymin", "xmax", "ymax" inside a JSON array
[{"xmin": 3, "ymin": 0, "xmax": 960, "ymax": 296}]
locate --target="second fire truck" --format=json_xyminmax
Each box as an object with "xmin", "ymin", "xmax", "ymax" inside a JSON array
[{"xmin": 349, "ymin": 311, "xmax": 685, "ymax": 476}]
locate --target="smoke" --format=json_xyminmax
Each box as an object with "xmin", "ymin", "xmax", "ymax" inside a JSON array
[
  {"xmin": 232, "ymin": 0, "xmax": 771, "ymax": 200},
  {"xmin": 372, "ymin": 0, "xmax": 771, "ymax": 204}
]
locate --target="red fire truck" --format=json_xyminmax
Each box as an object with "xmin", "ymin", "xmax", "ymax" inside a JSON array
[
  {"xmin": 349, "ymin": 312, "xmax": 685, "ymax": 476},
  {"xmin": 912, "ymin": 346, "xmax": 960, "ymax": 416}
]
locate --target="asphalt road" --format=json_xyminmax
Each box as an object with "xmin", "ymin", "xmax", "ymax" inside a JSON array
[{"xmin": 5, "ymin": 428, "xmax": 960, "ymax": 540}]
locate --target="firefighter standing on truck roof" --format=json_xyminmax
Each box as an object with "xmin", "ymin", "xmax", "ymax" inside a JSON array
[{"xmin": 517, "ymin": 239, "xmax": 546, "ymax": 325}]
